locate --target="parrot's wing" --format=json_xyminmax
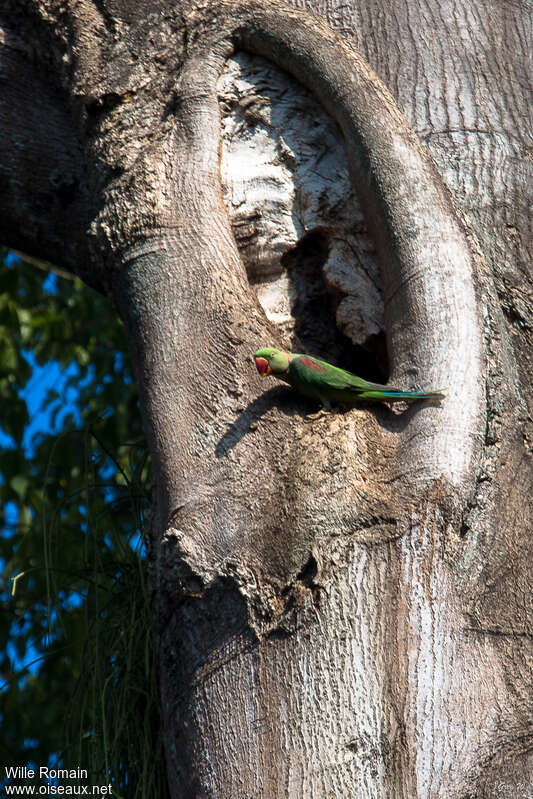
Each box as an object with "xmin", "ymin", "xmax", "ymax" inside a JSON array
[
  {"xmin": 290, "ymin": 355, "xmax": 383, "ymax": 394},
  {"xmin": 290, "ymin": 355, "xmax": 445, "ymax": 402}
]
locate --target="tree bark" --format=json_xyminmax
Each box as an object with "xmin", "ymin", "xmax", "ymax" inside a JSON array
[{"xmin": 1, "ymin": 0, "xmax": 532, "ymax": 796}]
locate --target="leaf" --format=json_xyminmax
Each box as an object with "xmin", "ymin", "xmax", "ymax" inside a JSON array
[
  {"xmin": 0, "ymin": 331, "xmax": 18, "ymax": 372},
  {"xmin": 10, "ymin": 474, "xmax": 29, "ymax": 499},
  {"xmin": 73, "ymin": 345, "xmax": 91, "ymax": 367}
]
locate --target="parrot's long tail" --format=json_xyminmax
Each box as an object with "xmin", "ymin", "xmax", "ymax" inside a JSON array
[{"xmin": 373, "ymin": 388, "xmax": 446, "ymax": 403}]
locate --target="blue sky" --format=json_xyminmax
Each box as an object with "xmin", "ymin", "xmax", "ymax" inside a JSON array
[
  {"xmin": 2, "ymin": 256, "xmax": 86, "ymax": 455},
  {"xmin": 1, "ymin": 256, "xmax": 89, "ymax": 679},
  {"xmin": 1, "ymin": 255, "xmax": 88, "ymax": 557},
  {"xmin": 1, "ymin": 251, "xmax": 144, "ymax": 698}
]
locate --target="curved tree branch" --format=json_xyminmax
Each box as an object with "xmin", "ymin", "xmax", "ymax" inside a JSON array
[{"xmin": 227, "ymin": 0, "xmax": 486, "ymax": 491}]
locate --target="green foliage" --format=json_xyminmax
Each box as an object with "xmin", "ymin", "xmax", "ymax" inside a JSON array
[{"xmin": 0, "ymin": 249, "xmax": 168, "ymax": 797}]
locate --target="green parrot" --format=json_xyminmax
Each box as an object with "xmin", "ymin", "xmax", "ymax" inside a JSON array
[{"xmin": 254, "ymin": 347, "xmax": 445, "ymax": 410}]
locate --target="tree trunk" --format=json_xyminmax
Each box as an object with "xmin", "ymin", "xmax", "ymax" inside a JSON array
[{"xmin": 1, "ymin": 0, "xmax": 532, "ymax": 795}]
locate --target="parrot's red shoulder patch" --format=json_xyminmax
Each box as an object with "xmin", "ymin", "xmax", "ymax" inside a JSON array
[{"xmin": 300, "ymin": 357, "xmax": 325, "ymax": 371}]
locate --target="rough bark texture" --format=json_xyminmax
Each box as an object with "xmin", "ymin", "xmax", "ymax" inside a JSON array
[{"xmin": 1, "ymin": 0, "xmax": 532, "ymax": 796}]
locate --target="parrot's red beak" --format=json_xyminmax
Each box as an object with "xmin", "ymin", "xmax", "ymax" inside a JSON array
[{"xmin": 255, "ymin": 357, "xmax": 272, "ymax": 376}]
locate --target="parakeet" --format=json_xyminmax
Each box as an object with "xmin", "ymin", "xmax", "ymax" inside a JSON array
[{"xmin": 254, "ymin": 347, "xmax": 445, "ymax": 410}]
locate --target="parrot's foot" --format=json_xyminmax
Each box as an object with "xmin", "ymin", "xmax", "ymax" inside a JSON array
[{"xmin": 306, "ymin": 409, "xmax": 330, "ymax": 422}]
